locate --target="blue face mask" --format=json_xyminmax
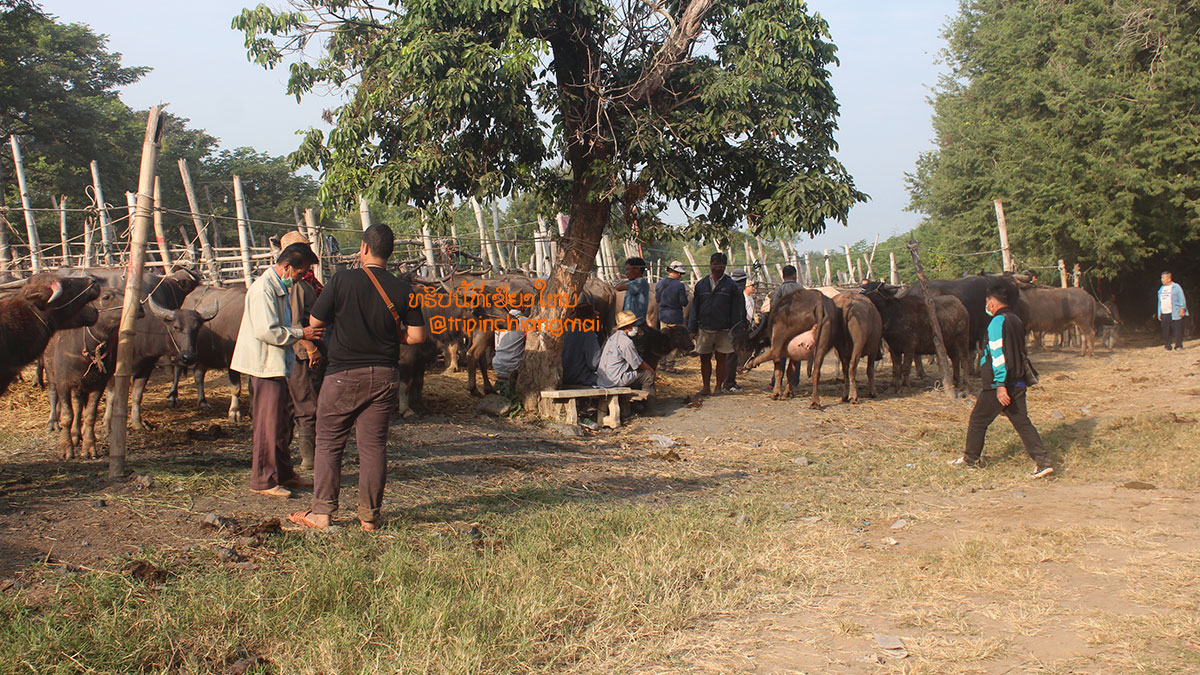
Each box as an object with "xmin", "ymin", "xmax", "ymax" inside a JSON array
[{"xmin": 278, "ymin": 270, "xmax": 294, "ymax": 289}]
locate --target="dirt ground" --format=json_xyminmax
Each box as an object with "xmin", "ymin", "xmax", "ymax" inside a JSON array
[{"xmin": 1, "ymin": 332, "xmax": 1198, "ymax": 673}]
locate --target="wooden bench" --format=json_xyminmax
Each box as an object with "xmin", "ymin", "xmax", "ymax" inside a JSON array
[{"xmin": 540, "ymin": 387, "xmax": 650, "ymax": 429}]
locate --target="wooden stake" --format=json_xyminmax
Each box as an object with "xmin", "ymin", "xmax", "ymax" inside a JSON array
[
  {"xmin": 907, "ymin": 240, "xmax": 956, "ymax": 398},
  {"xmin": 110, "ymin": 105, "xmax": 165, "ymax": 478},
  {"xmin": 9, "ymin": 136, "xmax": 42, "ymax": 273},
  {"xmin": 1058, "ymin": 259, "xmax": 1068, "ymax": 288},
  {"xmin": 420, "ymin": 211, "xmax": 436, "ymax": 276},
  {"xmin": 152, "ymin": 177, "xmax": 172, "ymax": 267},
  {"xmin": 843, "ymin": 244, "xmax": 855, "ymax": 284},
  {"xmin": 303, "ymin": 208, "xmax": 323, "ymax": 284},
  {"xmin": 89, "ymin": 160, "xmax": 114, "ymax": 265},
  {"xmin": 823, "ymin": 249, "xmax": 832, "ymax": 286},
  {"xmin": 683, "ymin": 245, "xmax": 700, "ymax": 284},
  {"xmin": 358, "ymin": 194, "xmax": 372, "ymax": 231},
  {"xmin": 1072, "ymin": 263, "xmax": 1081, "ymax": 288},
  {"xmin": 994, "ymin": 199, "xmax": 1013, "ymax": 273},
  {"xmin": 0, "ymin": 210, "xmax": 12, "ymax": 272},
  {"xmin": 868, "ymin": 234, "xmax": 880, "ymax": 274},
  {"xmin": 890, "ymin": 252, "xmax": 898, "ymax": 285},
  {"xmin": 178, "ymin": 159, "xmax": 219, "ymax": 282},
  {"xmin": 468, "ymin": 197, "xmax": 496, "ymax": 271},
  {"xmin": 232, "ymin": 175, "xmax": 254, "ymax": 287},
  {"xmin": 804, "ymin": 252, "xmax": 813, "ymax": 287},
  {"xmin": 489, "ymin": 201, "xmax": 508, "ymax": 270},
  {"xmin": 53, "ymin": 195, "xmax": 69, "ymax": 266}
]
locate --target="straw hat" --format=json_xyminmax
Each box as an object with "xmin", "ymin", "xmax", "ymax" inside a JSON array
[
  {"xmin": 615, "ymin": 310, "xmax": 639, "ymax": 330},
  {"xmin": 280, "ymin": 231, "xmax": 309, "ymax": 248}
]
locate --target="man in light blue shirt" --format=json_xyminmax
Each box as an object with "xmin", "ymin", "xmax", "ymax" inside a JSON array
[
  {"xmin": 1157, "ymin": 271, "xmax": 1188, "ymax": 350},
  {"xmin": 615, "ymin": 257, "xmax": 649, "ymax": 325},
  {"xmin": 597, "ymin": 311, "xmax": 654, "ymax": 395}
]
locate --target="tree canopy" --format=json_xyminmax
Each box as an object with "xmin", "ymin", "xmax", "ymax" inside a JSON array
[{"xmin": 907, "ymin": 0, "xmax": 1200, "ymax": 280}]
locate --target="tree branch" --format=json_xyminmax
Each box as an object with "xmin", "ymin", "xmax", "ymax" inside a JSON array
[{"xmin": 623, "ymin": 0, "xmax": 715, "ymax": 105}]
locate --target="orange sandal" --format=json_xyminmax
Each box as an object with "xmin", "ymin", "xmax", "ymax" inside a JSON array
[{"xmin": 288, "ymin": 510, "xmax": 328, "ymax": 530}]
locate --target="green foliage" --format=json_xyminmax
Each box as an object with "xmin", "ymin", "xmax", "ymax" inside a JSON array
[
  {"xmin": 234, "ymin": 0, "xmax": 866, "ymax": 239},
  {"xmin": 907, "ymin": 0, "xmax": 1200, "ymax": 279}
]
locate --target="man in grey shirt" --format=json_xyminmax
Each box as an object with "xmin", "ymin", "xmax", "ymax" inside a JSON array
[
  {"xmin": 597, "ymin": 310, "xmax": 654, "ymax": 394},
  {"xmin": 769, "ymin": 264, "xmax": 802, "ymax": 311}
]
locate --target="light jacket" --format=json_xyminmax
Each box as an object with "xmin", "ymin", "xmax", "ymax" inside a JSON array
[
  {"xmin": 1157, "ymin": 283, "xmax": 1187, "ymax": 321},
  {"xmin": 231, "ymin": 269, "xmax": 303, "ymax": 379}
]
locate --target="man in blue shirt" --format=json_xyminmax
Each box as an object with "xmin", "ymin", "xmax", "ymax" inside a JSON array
[
  {"xmin": 951, "ymin": 282, "xmax": 1053, "ymax": 479},
  {"xmin": 1157, "ymin": 271, "xmax": 1188, "ymax": 351},
  {"xmin": 615, "ymin": 257, "xmax": 649, "ymax": 325},
  {"xmin": 654, "ymin": 260, "xmax": 689, "ymax": 372}
]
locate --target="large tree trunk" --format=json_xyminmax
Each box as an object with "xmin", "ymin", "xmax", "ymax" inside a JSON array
[{"xmin": 517, "ymin": 176, "xmax": 609, "ymax": 414}]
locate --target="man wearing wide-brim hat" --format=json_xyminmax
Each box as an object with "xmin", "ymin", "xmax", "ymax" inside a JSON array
[
  {"xmin": 279, "ymin": 230, "xmax": 324, "ymax": 472},
  {"xmin": 596, "ymin": 310, "xmax": 655, "ymax": 398},
  {"xmin": 655, "ymin": 260, "xmax": 689, "ymax": 373}
]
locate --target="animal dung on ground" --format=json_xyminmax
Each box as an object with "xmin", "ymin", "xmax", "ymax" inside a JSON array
[
  {"xmin": 124, "ymin": 560, "xmax": 168, "ymax": 584},
  {"xmin": 1121, "ymin": 481, "xmax": 1157, "ymax": 490}
]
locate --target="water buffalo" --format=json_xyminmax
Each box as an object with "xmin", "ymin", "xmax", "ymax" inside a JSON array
[
  {"xmin": 0, "ymin": 272, "xmax": 101, "ymax": 396},
  {"xmin": 396, "ymin": 337, "xmax": 441, "ymax": 419},
  {"xmin": 830, "ymin": 293, "xmax": 882, "ymax": 403},
  {"xmin": 900, "ymin": 274, "xmax": 1029, "ymax": 372},
  {"xmin": 46, "ymin": 287, "xmax": 137, "ymax": 459},
  {"xmin": 172, "ymin": 285, "xmax": 248, "ymax": 421},
  {"xmin": 1097, "ymin": 299, "xmax": 1120, "ymax": 349},
  {"xmin": 744, "ymin": 288, "xmax": 836, "ymax": 408},
  {"xmin": 861, "ymin": 282, "xmax": 971, "ymax": 392},
  {"xmin": 631, "ymin": 323, "xmax": 695, "ymax": 369},
  {"xmin": 1020, "ymin": 285, "xmax": 1100, "ymax": 356}
]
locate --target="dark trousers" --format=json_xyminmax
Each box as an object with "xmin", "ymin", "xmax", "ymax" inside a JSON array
[
  {"xmin": 312, "ymin": 366, "xmax": 398, "ymax": 525},
  {"xmin": 287, "ymin": 358, "xmax": 323, "ymax": 431},
  {"xmin": 964, "ymin": 387, "xmax": 1049, "ymax": 468},
  {"xmin": 1161, "ymin": 314, "xmax": 1184, "ymax": 349},
  {"xmin": 250, "ymin": 376, "xmax": 296, "ymax": 490}
]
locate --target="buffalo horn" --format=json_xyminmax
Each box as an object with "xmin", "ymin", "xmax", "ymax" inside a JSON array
[{"xmin": 147, "ymin": 295, "xmax": 176, "ymax": 322}]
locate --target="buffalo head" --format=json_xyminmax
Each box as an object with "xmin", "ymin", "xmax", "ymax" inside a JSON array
[
  {"xmin": 147, "ymin": 294, "xmax": 216, "ymax": 367},
  {"xmin": 21, "ymin": 272, "xmax": 101, "ymax": 329}
]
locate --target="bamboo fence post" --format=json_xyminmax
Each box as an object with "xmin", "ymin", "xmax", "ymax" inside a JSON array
[
  {"xmin": 995, "ymin": 199, "xmax": 1013, "ymax": 273},
  {"xmin": 856, "ymin": 258, "xmax": 864, "ymax": 284},
  {"xmin": 867, "ymin": 234, "xmax": 880, "ymax": 276},
  {"xmin": 0, "ymin": 210, "xmax": 12, "ymax": 272},
  {"xmin": 420, "ymin": 211, "xmax": 437, "ymax": 276},
  {"xmin": 890, "ymin": 252, "xmax": 899, "ymax": 285},
  {"xmin": 843, "ymin": 244, "xmax": 855, "ymax": 284},
  {"xmin": 1072, "ymin": 264, "xmax": 1081, "ymax": 288},
  {"xmin": 804, "ymin": 252, "xmax": 813, "ymax": 287},
  {"xmin": 1058, "ymin": 259, "xmax": 1068, "ymax": 288},
  {"xmin": 508, "ymin": 227, "xmax": 517, "ymax": 272},
  {"xmin": 468, "ymin": 197, "xmax": 496, "ymax": 271},
  {"xmin": 823, "ymin": 249, "xmax": 832, "ymax": 286},
  {"xmin": 151, "ymin": 177, "xmax": 172, "ymax": 267},
  {"xmin": 53, "ymin": 195, "xmax": 69, "ymax": 266},
  {"xmin": 303, "ymin": 208, "xmax": 323, "ymax": 284},
  {"xmin": 535, "ymin": 215, "xmax": 550, "ymax": 275},
  {"xmin": 907, "ymin": 240, "xmax": 956, "ymax": 398},
  {"xmin": 232, "ymin": 175, "xmax": 254, "ymax": 287},
  {"xmin": 9, "ymin": 135, "xmax": 42, "ymax": 273},
  {"xmin": 755, "ymin": 237, "xmax": 773, "ymax": 283},
  {"xmin": 89, "ymin": 160, "xmax": 114, "ymax": 265},
  {"xmin": 490, "ymin": 201, "xmax": 508, "ymax": 270},
  {"xmin": 359, "ymin": 195, "xmax": 372, "ymax": 231},
  {"xmin": 178, "ymin": 159, "xmax": 219, "ymax": 281},
  {"xmin": 110, "ymin": 105, "xmax": 165, "ymax": 478},
  {"xmin": 683, "ymin": 244, "xmax": 700, "ymax": 284}
]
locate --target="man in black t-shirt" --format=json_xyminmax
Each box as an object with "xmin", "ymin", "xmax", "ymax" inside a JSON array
[{"xmin": 289, "ymin": 224, "xmax": 426, "ymax": 532}]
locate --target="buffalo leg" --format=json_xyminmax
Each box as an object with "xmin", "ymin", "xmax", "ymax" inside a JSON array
[
  {"xmin": 82, "ymin": 390, "xmax": 102, "ymax": 459},
  {"xmin": 866, "ymin": 352, "xmax": 877, "ymax": 399},
  {"xmin": 914, "ymin": 355, "xmax": 926, "ymax": 380},
  {"xmin": 890, "ymin": 347, "xmax": 903, "ymax": 393},
  {"xmin": 130, "ymin": 375, "xmax": 152, "ymax": 431},
  {"xmin": 900, "ymin": 353, "xmax": 913, "ymax": 390},
  {"xmin": 167, "ymin": 366, "xmax": 185, "ymax": 408},
  {"xmin": 194, "ymin": 367, "xmax": 210, "ymax": 409},
  {"xmin": 228, "ymin": 370, "xmax": 242, "ymax": 423},
  {"xmin": 58, "ymin": 388, "xmax": 77, "ymax": 460},
  {"xmin": 809, "ymin": 341, "xmax": 831, "ymax": 410},
  {"xmin": 47, "ymin": 385, "xmax": 59, "ymax": 432}
]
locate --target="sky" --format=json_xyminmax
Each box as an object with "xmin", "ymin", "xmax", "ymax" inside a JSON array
[{"xmin": 41, "ymin": 0, "xmax": 957, "ymax": 251}]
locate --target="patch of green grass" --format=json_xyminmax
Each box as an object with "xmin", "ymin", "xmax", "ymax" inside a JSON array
[{"xmin": 0, "ymin": 498, "xmax": 796, "ymax": 675}]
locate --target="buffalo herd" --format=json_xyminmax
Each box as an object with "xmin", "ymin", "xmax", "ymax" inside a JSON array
[{"xmin": 0, "ymin": 265, "xmax": 1119, "ymax": 460}]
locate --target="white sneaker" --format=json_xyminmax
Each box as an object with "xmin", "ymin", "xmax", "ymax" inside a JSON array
[{"xmin": 1031, "ymin": 466, "xmax": 1055, "ymax": 479}]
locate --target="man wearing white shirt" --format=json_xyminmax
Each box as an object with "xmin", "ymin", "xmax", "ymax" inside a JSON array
[{"xmin": 1157, "ymin": 271, "xmax": 1188, "ymax": 351}]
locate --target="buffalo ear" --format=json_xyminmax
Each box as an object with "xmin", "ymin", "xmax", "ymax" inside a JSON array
[{"xmin": 21, "ymin": 280, "xmax": 61, "ymax": 307}]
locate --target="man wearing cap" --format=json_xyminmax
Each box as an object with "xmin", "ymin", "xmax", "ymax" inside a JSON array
[
  {"xmin": 280, "ymin": 231, "xmax": 324, "ymax": 472},
  {"xmin": 597, "ymin": 310, "xmax": 655, "ymax": 396},
  {"xmin": 492, "ymin": 308, "xmax": 527, "ymax": 388},
  {"xmin": 655, "ymin": 260, "xmax": 689, "ymax": 373},
  {"xmin": 722, "ymin": 269, "xmax": 757, "ymax": 392},
  {"xmin": 688, "ymin": 252, "xmax": 746, "ymax": 396},
  {"xmin": 614, "ymin": 257, "xmax": 650, "ymax": 325},
  {"xmin": 232, "ymin": 241, "xmax": 323, "ymax": 498}
]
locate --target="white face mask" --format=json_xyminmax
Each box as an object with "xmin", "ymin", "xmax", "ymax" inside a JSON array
[{"xmin": 628, "ymin": 327, "xmax": 640, "ymax": 337}]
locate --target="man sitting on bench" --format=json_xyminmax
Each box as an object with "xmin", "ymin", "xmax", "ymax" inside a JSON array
[{"xmin": 597, "ymin": 310, "xmax": 655, "ymax": 403}]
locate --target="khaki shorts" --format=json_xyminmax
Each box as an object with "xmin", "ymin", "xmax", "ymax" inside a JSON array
[{"xmin": 696, "ymin": 328, "xmax": 734, "ymax": 355}]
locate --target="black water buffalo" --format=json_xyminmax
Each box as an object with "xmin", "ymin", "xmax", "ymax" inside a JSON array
[
  {"xmin": 744, "ymin": 288, "xmax": 837, "ymax": 408},
  {"xmin": 1097, "ymin": 299, "xmax": 1120, "ymax": 349},
  {"xmin": 172, "ymin": 285, "xmax": 248, "ymax": 421},
  {"xmin": 861, "ymin": 282, "xmax": 971, "ymax": 392},
  {"xmin": 830, "ymin": 293, "xmax": 882, "ymax": 403},
  {"xmin": 631, "ymin": 323, "xmax": 695, "ymax": 369},
  {"xmin": 0, "ymin": 272, "xmax": 100, "ymax": 396},
  {"xmin": 1020, "ymin": 285, "xmax": 1100, "ymax": 357},
  {"xmin": 46, "ymin": 287, "xmax": 138, "ymax": 459},
  {"xmin": 900, "ymin": 274, "xmax": 1029, "ymax": 372}
]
